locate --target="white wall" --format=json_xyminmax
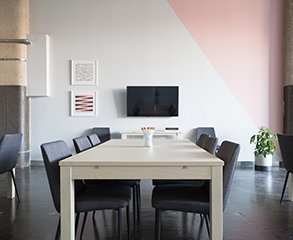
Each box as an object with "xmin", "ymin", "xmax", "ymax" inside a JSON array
[{"xmin": 29, "ymin": 0, "xmax": 257, "ymax": 161}]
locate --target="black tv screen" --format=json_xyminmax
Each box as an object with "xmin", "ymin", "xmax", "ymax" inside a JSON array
[{"xmin": 127, "ymin": 86, "xmax": 179, "ymax": 117}]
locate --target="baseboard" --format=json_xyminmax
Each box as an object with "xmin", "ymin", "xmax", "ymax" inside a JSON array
[
  {"xmin": 237, "ymin": 161, "xmax": 253, "ymax": 167},
  {"xmin": 255, "ymin": 165, "xmax": 272, "ymax": 171},
  {"xmin": 30, "ymin": 160, "xmax": 44, "ymax": 166}
]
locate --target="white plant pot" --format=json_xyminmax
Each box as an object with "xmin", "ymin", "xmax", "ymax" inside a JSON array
[{"xmin": 254, "ymin": 154, "xmax": 272, "ymax": 171}]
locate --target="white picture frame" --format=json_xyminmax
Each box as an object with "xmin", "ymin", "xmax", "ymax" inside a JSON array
[
  {"xmin": 71, "ymin": 60, "xmax": 98, "ymax": 85},
  {"xmin": 71, "ymin": 91, "xmax": 98, "ymax": 116}
]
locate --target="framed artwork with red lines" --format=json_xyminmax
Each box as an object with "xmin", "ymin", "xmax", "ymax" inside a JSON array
[{"xmin": 71, "ymin": 91, "xmax": 98, "ymax": 116}]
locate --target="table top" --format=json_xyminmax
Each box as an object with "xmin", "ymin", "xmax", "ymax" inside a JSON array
[{"xmin": 60, "ymin": 139, "xmax": 223, "ymax": 167}]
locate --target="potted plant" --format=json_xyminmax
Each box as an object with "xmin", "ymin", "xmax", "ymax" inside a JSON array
[{"xmin": 250, "ymin": 126, "xmax": 278, "ymax": 171}]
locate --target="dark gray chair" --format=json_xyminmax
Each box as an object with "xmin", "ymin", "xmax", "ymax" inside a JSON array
[
  {"xmin": 196, "ymin": 127, "xmax": 216, "ymax": 143},
  {"xmin": 87, "ymin": 133, "xmax": 101, "ymax": 146},
  {"xmin": 152, "ymin": 140, "xmax": 240, "ymax": 239},
  {"xmin": 278, "ymin": 134, "xmax": 293, "ymax": 203},
  {"xmin": 196, "ymin": 133, "xmax": 210, "ymax": 148},
  {"xmin": 73, "ymin": 136, "xmax": 92, "ymax": 153},
  {"xmin": 196, "ymin": 127, "xmax": 220, "ymax": 151},
  {"xmin": 203, "ymin": 136, "xmax": 218, "ymax": 156},
  {"xmin": 0, "ymin": 133, "xmax": 22, "ymax": 202},
  {"xmin": 152, "ymin": 137, "xmax": 218, "ymax": 187},
  {"xmin": 41, "ymin": 140, "xmax": 132, "ymax": 240},
  {"xmin": 92, "ymin": 127, "xmax": 111, "ymax": 143},
  {"xmin": 74, "ymin": 132, "xmax": 140, "ymax": 237}
]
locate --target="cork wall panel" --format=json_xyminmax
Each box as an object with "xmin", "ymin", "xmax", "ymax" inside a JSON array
[
  {"xmin": 284, "ymin": 0, "xmax": 293, "ymax": 86},
  {"xmin": 0, "ymin": 0, "xmax": 29, "ymax": 38},
  {"xmin": 0, "ymin": 61, "xmax": 26, "ymax": 86},
  {"xmin": 0, "ymin": 43, "xmax": 26, "ymax": 59}
]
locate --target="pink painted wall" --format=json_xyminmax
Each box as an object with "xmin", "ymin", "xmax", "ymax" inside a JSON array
[{"xmin": 167, "ymin": 0, "xmax": 283, "ymax": 157}]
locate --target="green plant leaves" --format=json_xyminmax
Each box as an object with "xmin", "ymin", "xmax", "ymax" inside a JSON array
[{"xmin": 249, "ymin": 126, "xmax": 278, "ymax": 157}]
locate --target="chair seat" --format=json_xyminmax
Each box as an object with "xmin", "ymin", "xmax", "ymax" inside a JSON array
[
  {"xmin": 76, "ymin": 184, "xmax": 132, "ymax": 212},
  {"xmin": 152, "ymin": 185, "xmax": 209, "ymax": 214},
  {"xmin": 152, "ymin": 180, "xmax": 204, "ymax": 186},
  {"xmin": 85, "ymin": 179, "xmax": 140, "ymax": 187}
]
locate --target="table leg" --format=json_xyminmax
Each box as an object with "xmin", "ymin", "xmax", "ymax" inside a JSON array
[
  {"xmin": 7, "ymin": 168, "xmax": 15, "ymax": 199},
  {"xmin": 60, "ymin": 166, "xmax": 75, "ymax": 240},
  {"xmin": 176, "ymin": 133, "xmax": 183, "ymax": 139},
  {"xmin": 121, "ymin": 133, "xmax": 128, "ymax": 139},
  {"xmin": 210, "ymin": 166, "xmax": 223, "ymax": 240},
  {"xmin": 289, "ymin": 173, "xmax": 293, "ymax": 201}
]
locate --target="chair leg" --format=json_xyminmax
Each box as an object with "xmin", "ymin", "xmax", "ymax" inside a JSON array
[
  {"xmin": 133, "ymin": 185, "xmax": 137, "ymax": 238},
  {"xmin": 75, "ymin": 213, "xmax": 80, "ymax": 236},
  {"xmin": 126, "ymin": 205, "xmax": 131, "ymax": 240},
  {"xmin": 55, "ymin": 217, "xmax": 61, "ymax": 240},
  {"xmin": 10, "ymin": 170, "xmax": 20, "ymax": 202},
  {"xmin": 137, "ymin": 183, "xmax": 141, "ymax": 209},
  {"xmin": 280, "ymin": 171, "xmax": 290, "ymax": 203},
  {"xmin": 155, "ymin": 208, "xmax": 161, "ymax": 240},
  {"xmin": 136, "ymin": 184, "xmax": 140, "ymax": 220},
  {"xmin": 92, "ymin": 210, "xmax": 96, "ymax": 219},
  {"xmin": 118, "ymin": 208, "xmax": 122, "ymax": 240},
  {"xmin": 204, "ymin": 214, "xmax": 210, "ymax": 238},
  {"xmin": 80, "ymin": 212, "xmax": 88, "ymax": 239}
]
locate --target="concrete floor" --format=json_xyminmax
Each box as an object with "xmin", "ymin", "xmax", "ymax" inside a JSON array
[{"xmin": 0, "ymin": 164, "xmax": 292, "ymax": 240}]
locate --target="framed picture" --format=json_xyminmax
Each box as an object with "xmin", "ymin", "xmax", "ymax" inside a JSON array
[
  {"xmin": 71, "ymin": 60, "xmax": 98, "ymax": 85},
  {"xmin": 71, "ymin": 91, "xmax": 98, "ymax": 116}
]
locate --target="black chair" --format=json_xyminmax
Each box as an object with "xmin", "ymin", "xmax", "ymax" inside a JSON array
[
  {"xmin": 152, "ymin": 140, "xmax": 240, "ymax": 239},
  {"xmin": 196, "ymin": 133, "xmax": 210, "ymax": 148},
  {"xmin": 87, "ymin": 133, "xmax": 101, "ymax": 146},
  {"xmin": 74, "ymin": 133, "xmax": 140, "ymax": 237},
  {"xmin": 278, "ymin": 134, "xmax": 293, "ymax": 203},
  {"xmin": 73, "ymin": 136, "xmax": 92, "ymax": 153},
  {"xmin": 152, "ymin": 137, "xmax": 218, "ymax": 187},
  {"xmin": 203, "ymin": 136, "xmax": 218, "ymax": 156},
  {"xmin": 41, "ymin": 140, "xmax": 132, "ymax": 240},
  {"xmin": 196, "ymin": 127, "xmax": 216, "ymax": 143},
  {"xmin": 92, "ymin": 127, "xmax": 111, "ymax": 143},
  {"xmin": 0, "ymin": 133, "xmax": 22, "ymax": 202},
  {"xmin": 196, "ymin": 127, "xmax": 220, "ymax": 151}
]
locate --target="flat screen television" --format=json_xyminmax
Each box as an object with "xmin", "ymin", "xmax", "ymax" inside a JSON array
[{"xmin": 127, "ymin": 86, "xmax": 179, "ymax": 117}]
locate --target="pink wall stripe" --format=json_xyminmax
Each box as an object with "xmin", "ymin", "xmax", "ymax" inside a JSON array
[{"xmin": 167, "ymin": 0, "xmax": 283, "ymax": 133}]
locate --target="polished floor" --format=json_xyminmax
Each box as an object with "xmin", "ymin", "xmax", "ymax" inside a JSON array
[{"xmin": 0, "ymin": 164, "xmax": 292, "ymax": 240}]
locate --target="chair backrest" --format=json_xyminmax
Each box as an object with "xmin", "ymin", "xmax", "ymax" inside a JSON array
[
  {"xmin": 0, "ymin": 133, "xmax": 22, "ymax": 174},
  {"xmin": 41, "ymin": 140, "xmax": 84, "ymax": 213},
  {"xmin": 73, "ymin": 136, "xmax": 92, "ymax": 153},
  {"xmin": 92, "ymin": 127, "xmax": 110, "ymax": 143},
  {"xmin": 196, "ymin": 127, "xmax": 216, "ymax": 143},
  {"xmin": 41, "ymin": 140, "xmax": 72, "ymax": 212},
  {"xmin": 196, "ymin": 134, "xmax": 210, "ymax": 148},
  {"xmin": 277, "ymin": 134, "xmax": 293, "ymax": 173},
  {"xmin": 87, "ymin": 134, "xmax": 101, "ymax": 147},
  {"xmin": 203, "ymin": 137, "xmax": 218, "ymax": 156},
  {"xmin": 216, "ymin": 140, "xmax": 240, "ymax": 210}
]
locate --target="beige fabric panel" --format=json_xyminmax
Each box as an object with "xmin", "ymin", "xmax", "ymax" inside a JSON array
[
  {"xmin": 284, "ymin": 0, "xmax": 293, "ymax": 86},
  {"xmin": 0, "ymin": 0, "xmax": 28, "ymax": 38},
  {"xmin": 0, "ymin": 61, "xmax": 26, "ymax": 86},
  {"xmin": 0, "ymin": 0, "xmax": 28, "ymax": 86}
]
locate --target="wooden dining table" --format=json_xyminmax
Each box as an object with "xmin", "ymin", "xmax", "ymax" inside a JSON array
[{"xmin": 59, "ymin": 139, "xmax": 224, "ymax": 240}]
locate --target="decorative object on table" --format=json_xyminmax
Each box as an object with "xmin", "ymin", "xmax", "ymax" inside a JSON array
[
  {"xmin": 250, "ymin": 126, "xmax": 278, "ymax": 171},
  {"xmin": 71, "ymin": 60, "xmax": 98, "ymax": 85},
  {"xmin": 71, "ymin": 91, "xmax": 98, "ymax": 116},
  {"xmin": 141, "ymin": 127, "xmax": 155, "ymax": 147}
]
